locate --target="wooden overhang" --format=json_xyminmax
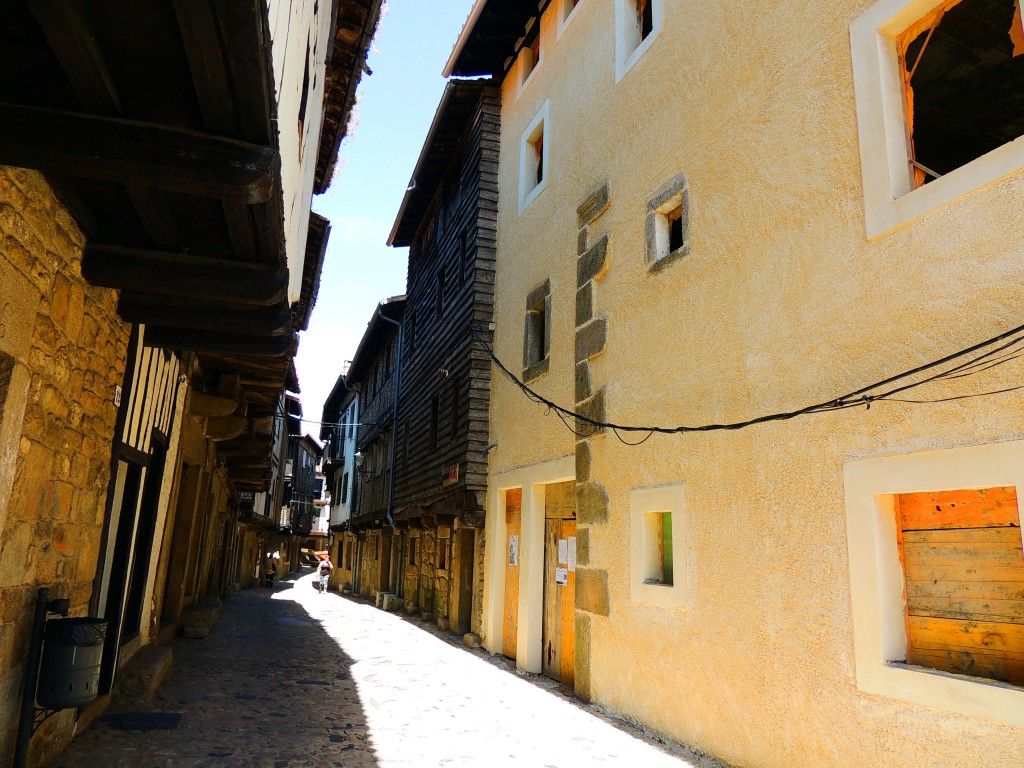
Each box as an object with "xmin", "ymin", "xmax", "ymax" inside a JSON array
[
  {"xmin": 0, "ymin": 0, "xmax": 379, "ymax": 490},
  {"xmin": 442, "ymin": 0, "xmax": 552, "ymax": 78},
  {"xmin": 388, "ymin": 80, "xmax": 490, "ymax": 248}
]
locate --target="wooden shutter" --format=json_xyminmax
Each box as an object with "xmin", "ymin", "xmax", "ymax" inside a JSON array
[{"xmin": 895, "ymin": 486, "xmax": 1024, "ymax": 685}]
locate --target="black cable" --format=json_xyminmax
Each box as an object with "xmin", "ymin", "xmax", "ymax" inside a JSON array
[{"xmin": 468, "ymin": 321, "xmax": 1024, "ymax": 441}]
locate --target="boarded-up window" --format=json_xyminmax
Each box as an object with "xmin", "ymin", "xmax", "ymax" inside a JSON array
[{"xmin": 895, "ymin": 486, "xmax": 1024, "ymax": 686}]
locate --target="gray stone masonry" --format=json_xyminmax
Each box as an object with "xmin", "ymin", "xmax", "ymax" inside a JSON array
[
  {"xmin": 575, "ymin": 360, "xmax": 592, "ymax": 403},
  {"xmin": 575, "ymin": 527, "xmax": 590, "ymax": 566},
  {"xmin": 575, "ymin": 318, "xmax": 607, "ymax": 363},
  {"xmin": 576, "ymin": 439, "xmax": 591, "ymax": 483},
  {"xmin": 576, "ymin": 568, "xmax": 610, "ymax": 616},
  {"xmin": 577, "ymin": 181, "xmax": 610, "ymax": 229},
  {"xmin": 577, "ymin": 236, "xmax": 609, "ymax": 287},
  {"xmin": 576, "ymin": 388, "xmax": 606, "ymax": 436},
  {"xmin": 576, "ymin": 282, "xmax": 593, "ymax": 327},
  {"xmin": 576, "ymin": 481, "xmax": 610, "ymax": 525}
]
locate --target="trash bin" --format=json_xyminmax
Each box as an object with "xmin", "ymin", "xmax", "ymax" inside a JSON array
[{"xmin": 36, "ymin": 617, "xmax": 107, "ymax": 709}]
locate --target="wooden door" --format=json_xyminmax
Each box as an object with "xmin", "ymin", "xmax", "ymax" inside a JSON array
[
  {"xmin": 503, "ymin": 489, "xmax": 522, "ymax": 659},
  {"xmin": 541, "ymin": 481, "xmax": 576, "ymax": 686}
]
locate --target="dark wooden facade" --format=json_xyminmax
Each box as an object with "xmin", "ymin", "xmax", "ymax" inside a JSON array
[
  {"xmin": 388, "ymin": 81, "xmax": 500, "ymax": 529},
  {"xmin": 348, "ymin": 298, "xmax": 405, "ymax": 528}
]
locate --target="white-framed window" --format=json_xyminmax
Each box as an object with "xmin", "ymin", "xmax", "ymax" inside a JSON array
[
  {"xmin": 850, "ymin": 0, "xmax": 1024, "ymax": 237},
  {"xmin": 615, "ymin": 0, "xmax": 661, "ymax": 82},
  {"xmin": 630, "ymin": 485, "xmax": 687, "ymax": 607},
  {"xmin": 519, "ymin": 101, "xmax": 550, "ymax": 213},
  {"xmin": 843, "ymin": 440, "xmax": 1024, "ymax": 728},
  {"xmin": 557, "ymin": 0, "xmax": 587, "ymax": 38},
  {"xmin": 518, "ymin": 24, "xmax": 542, "ymax": 95}
]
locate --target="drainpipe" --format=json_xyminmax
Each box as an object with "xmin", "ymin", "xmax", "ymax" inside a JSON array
[{"xmin": 375, "ymin": 309, "xmax": 403, "ymax": 596}]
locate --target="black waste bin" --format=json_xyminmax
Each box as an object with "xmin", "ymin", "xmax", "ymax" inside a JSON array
[{"xmin": 36, "ymin": 617, "xmax": 107, "ymax": 709}]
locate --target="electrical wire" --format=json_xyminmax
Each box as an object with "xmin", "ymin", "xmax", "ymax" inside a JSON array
[{"xmin": 468, "ymin": 321, "xmax": 1024, "ymax": 443}]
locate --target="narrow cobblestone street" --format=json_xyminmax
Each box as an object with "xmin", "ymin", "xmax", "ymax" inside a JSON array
[{"xmin": 45, "ymin": 569, "xmax": 726, "ymax": 768}]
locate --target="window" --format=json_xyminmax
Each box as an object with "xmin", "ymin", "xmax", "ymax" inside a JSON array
[
  {"xmin": 615, "ymin": 0, "xmax": 661, "ymax": 81},
  {"xmin": 519, "ymin": 25, "xmax": 542, "ymax": 92},
  {"xmin": 630, "ymin": 485, "xmax": 687, "ymax": 606},
  {"xmin": 406, "ymin": 312, "xmax": 416, "ymax": 354},
  {"xmin": 436, "ymin": 265, "xmax": 446, "ymax": 318},
  {"xmin": 519, "ymin": 102, "xmax": 550, "ymax": 212},
  {"xmin": 450, "ymin": 376, "xmax": 461, "ymax": 440},
  {"xmin": 460, "ymin": 229, "xmax": 472, "ymax": 283},
  {"xmin": 522, "ymin": 279, "xmax": 551, "ymax": 381},
  {"xmin": 843, "ymin": 440, "xmax": 1024, "ymax": 727},
  {"xmin": 558, "ymin": 0, "xmax": 585, "ymax": 37},
  {"xmin": 851, "ymin": 0, "xmax": 1024, "ymax": 236},
  {"xmin": 430, "ymin": 393, "xmax": 440, "ymax": 449},
  {"xmin": 408, "ymin": 537, "xmax": 418, "ymax": 566},
  {"xmin": 340, "ymin": 472, "xmax": 349, "ymax": 504},
  {"xmin": 437, "ymin": 536, "xmax": 449, "ymax": 571},
  {"xmin": 645, "ymin": 173, "xmax": 691, "ymax": 269}
]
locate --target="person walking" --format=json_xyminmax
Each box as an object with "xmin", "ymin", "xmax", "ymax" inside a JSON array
[
  {"xmin": 317, "ymin": 555, "xmax": 333, "ymax": 594},
  {"xmin": 264, "ymin": 556, "xmax": 277, "ymax": 588}
]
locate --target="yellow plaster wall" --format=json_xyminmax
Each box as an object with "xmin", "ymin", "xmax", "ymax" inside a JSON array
[{"xmin": 486, "ymin": 1, "xmax": 1024, "ymax": 766}]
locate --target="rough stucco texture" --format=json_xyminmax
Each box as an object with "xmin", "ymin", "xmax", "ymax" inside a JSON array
[{"xmin": 486, "ymin": 1, "xmax": 1024, "ymax": 767}]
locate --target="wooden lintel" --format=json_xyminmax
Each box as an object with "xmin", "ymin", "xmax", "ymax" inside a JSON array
[
  {"xmin": 84, "ymin": 244, "xmax": 287, "ymax": 306},
  {"xmin": 0, "ymin": 102, "xmax": 279, "ymax": 203},
  {"xmin": 118, "ymin": 293, "xmax": 292, "ymax": 336},
  {"xmin": 146, "ymin": 327, "xmax": 296, "ymax": 358},
  {"xmin": 28, "ymin": 0, "xmax": 122, "ymax": 115}
]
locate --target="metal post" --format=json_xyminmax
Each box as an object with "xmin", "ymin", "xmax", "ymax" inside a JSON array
[{"xmin": 14, "ymin": 588, "xmax": 49, "ymax": 768}]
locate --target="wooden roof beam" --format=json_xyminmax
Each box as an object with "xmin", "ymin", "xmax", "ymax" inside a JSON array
[
  {"xmin": 83, "ymin": 244, "xmax": 287, "ymax": 306},
  {"xmin": 118, "ymin": 294, "xmax": 293, "ymax": 336},
  {"xmin": 27, "ymin": 0, "xmax": 122, "ymax": 115},
  {"xmin": 145, "ymin": 328, "xmax": 296, "ymax": 358},
  {"xmin": 0, "ymin": 103, "xmax": 279, "ymax": 203}
]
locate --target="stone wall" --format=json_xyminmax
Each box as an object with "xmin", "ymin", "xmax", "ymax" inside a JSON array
[{"xmin": 0, "ymin": 167, "xmax": 130, "ymax": 765}]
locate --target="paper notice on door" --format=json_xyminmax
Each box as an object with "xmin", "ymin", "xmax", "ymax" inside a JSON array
[
  {"xmin": 567, "ymin": 536, "xmax": 576, "ymax": 572},
  {"xmin": 557, "ymin": 538, "xmax": 568, "ymax": 564},
  {"xmin": 508, "ymin": 534, "xmax": 519, "ymax": 566},
  {"xmin": 555, "ymin": 567, "xmax": 569, "ymax": 586}
]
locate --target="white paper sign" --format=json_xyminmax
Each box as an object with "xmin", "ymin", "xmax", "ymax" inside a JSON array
[
  {"xmin": 567, "ymin": 536, "xmax": 576, "ymax": 572},
  {"xmin": 555, "ymin": 567, "xmax": 569, "ymax": 586},
  {"xmin": 508, "ymin": 534, "xmax": 519, "ymax": 566},
  {"xmin": 557, "ymin": 538, "xmax": 568, "ymax": 564}
]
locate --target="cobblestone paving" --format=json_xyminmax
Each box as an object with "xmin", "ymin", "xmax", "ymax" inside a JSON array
[{"xmin": 46, "ymin": 569, "xmax": 728, "ymax": 768}]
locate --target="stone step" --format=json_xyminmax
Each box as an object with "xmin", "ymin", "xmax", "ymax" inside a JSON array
[{"xmin": 116, "ymin": 645, "xmax": 173, "ymax": 698}]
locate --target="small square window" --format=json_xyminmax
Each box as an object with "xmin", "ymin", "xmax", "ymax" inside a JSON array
[
  {"xmin": 558, "ymin": 0, "xmax": 585, "ymax": 37},
  {"xmin": 645, "ymin": 173, "xmax": 691, "ymax": 269},
  {"xmin": 519, "ymin": 102, "xmax": 550, "ymax": 212}
]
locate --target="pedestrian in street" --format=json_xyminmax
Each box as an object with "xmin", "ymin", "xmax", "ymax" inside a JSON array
[
  {"xmin": 264, "ymin": 555, "xmax": 277, "ymax": 588},
  {"xmin": 317, "ymin": 555, "xmax": 333, "ymax": 594}
]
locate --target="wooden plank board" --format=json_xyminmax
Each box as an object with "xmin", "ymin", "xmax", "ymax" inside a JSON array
[
  {"xmin": 906, "ymin": 615, "xmax": 1024, "ymax": 686},
  {"xmin": 542, "ymin": 519, "xmax": 561, "ymax": 680},
  {"xmin": 503, "ymin": 489, "xmax": 521, "ymax": 660},
  {"xmin": 903, "ymin": 541, "xmax": 1024, "ymax": 568},
  {"xmin": 908, "ymin": 579, "xmax": 1024, "ymax": 601},
  {"xmin": 545, "ymin": 480, "xmax": 576, "ymax": 519},
  {"xmin": 896, "ymin": 487, "xmax": 1019, "ymax": 530},
  {"xmin": 560, "ymin": 520, "xmax": 576, "ymax": 688}
]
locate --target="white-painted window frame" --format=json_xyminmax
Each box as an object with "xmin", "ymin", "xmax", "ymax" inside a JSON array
[
  {"xmin": 630, "ymin": 484, "xmax": 687, "ymax": 607},
  {"xmin": 519, "ymin": 101, "xmax": 550, "ymax": 214},
  {"xmin": 615, "ymin": 0, "xmax": 662, "ymax": 83},
  {"xmin": 850, "ymin": 0, "xmax": 1024, "ymax": 237},
  {"xmin": 843, "ymin": 440, "xmax": 1024, "ymax": 728}
]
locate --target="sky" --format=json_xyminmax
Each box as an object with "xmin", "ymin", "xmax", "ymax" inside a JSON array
[{"xmin": 295, "ymin": 0, "xmax": 478, "ymax": 435}]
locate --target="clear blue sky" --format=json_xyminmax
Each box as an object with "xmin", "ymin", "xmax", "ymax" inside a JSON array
[{"xmin": 297, "ymin": 0, "xmax": 477, "ymax": 434}]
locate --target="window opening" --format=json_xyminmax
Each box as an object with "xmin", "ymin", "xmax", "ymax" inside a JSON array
[
  {"xmin": 430, "ymin": 393, "xmax": 440, "ymax": 449},
  {"xmin": 899, "ymin": 0, "xmax": 1024, "ymax": 188},
  {"xmin": 643, "ymin": 511, "xmax": 673, "ymax": 585},
  {"xmin": 637, "ymin": 0, "xmax": 653, "ymax": 44},
  {"xmin": 893, "ymin": 485, "xmax": 1024, "ymax": 686},
  {"xmin": 341, "ymin": 473, "xmax": 349, "ymax": 504},
  {"xmin": 436, "ymin": 265, "xmax": 446, "ymax": 318},
  {"xmin": 450, "ymin": 376, "xmax": 461, "ymax": 440},
  {"xmin": 409, "ymin": 537, "xmax": 418, "ymax": 566}
]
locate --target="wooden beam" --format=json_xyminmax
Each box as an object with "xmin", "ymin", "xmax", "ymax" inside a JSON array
[
  {"xmin": 213, "ymin": 0, "xmax": 274, "ymax": 146},
  {"xmin": 216, "ymin": 439, "xmax": 270, "ymax": 456},
  {"xmin": 0, "ymin": 103, "xmax": 279, "ymax": 203},
  {"xmin": 118, "ymin": 293, "xmax": 292, "ymax": 336},
  {"xmin": 171, "ymin": 0, "xmax": 236, "ymax": 135},
  {"xmin": 28, "ymin": 0, "xmax": 122, "ymax": 114},
  {"xmin": 83, "ymin": 244, "xmax": 287, "ymax": 306},
  {"xmin": 123, "ymin": 186, "xmax": 182, "ymax": 251},
  {"xmin": 145, "ymin": 328, "xmax": 296, "ymax": 358}
]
